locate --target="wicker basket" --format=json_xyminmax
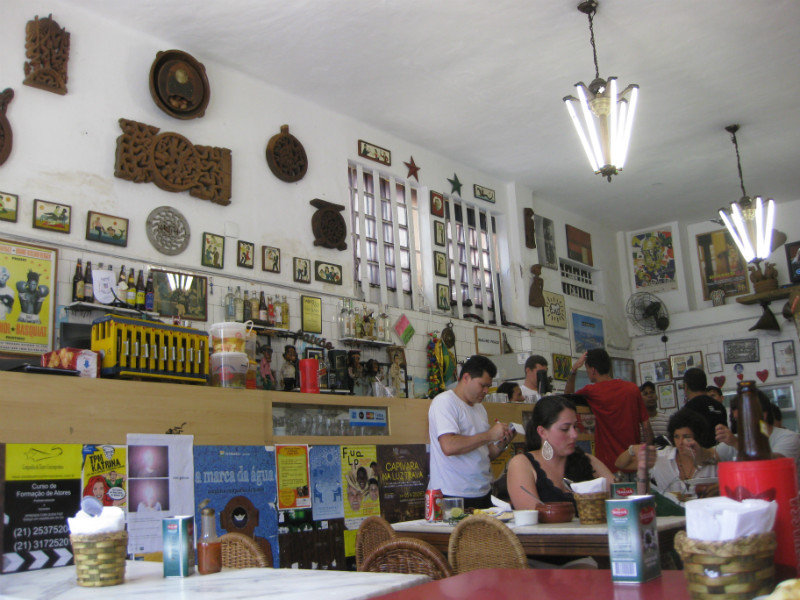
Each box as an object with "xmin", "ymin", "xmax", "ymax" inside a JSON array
[
  {"xmin": 674, "ymin": 530, "xmax": 776, "ymax": 600},
  {"xmin": 574, "ymin": 492, "xmax": 608, "ymax": 525},
  {"xmin": 70, "ymin": 530, "xmax": 128, "ymax": 587}
]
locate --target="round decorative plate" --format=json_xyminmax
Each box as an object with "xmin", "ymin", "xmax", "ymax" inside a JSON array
[
  {"xmin": 146, "ymin": 206, "xmax": 190, "ymax": 256},
  {"xmin": 149, "ymin": 50, "xmax": 210, "ymax": 120},
  {"xmin": 266, "ymin": 124, "xmax": 308, "ymax": 182}
]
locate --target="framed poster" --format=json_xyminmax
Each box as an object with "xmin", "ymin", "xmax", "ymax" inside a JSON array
[
  {"xmin": 436, "ymin": 283, "xmax": 450, "ymax": 311},
  {"xmin": 706, "ymin": 352, "xmax": 723, "ymax": 374},
  {"xmin": 0, "ymin": 191, "xmax": 19, "ymax": 222},
  {"xmin": 151, "ymin": 269, "xmax": 208, "ymax": 321},
  {"xmin": 474, "ymin": 325, "xmax": 501, "ymax": 356},
  {"xmin": 237, "ymin": 241, "xmax": 254, "ymax": 268},
  {"xmin": 552, "ymin": 353, "xmax": 573, "ymax": 381},
  {"xmin": 656, "ymin": 383, "xmax": 677, "ymax": 410},
  {"xmin": 32, "ymin": 199, "xmax": 71, "ymax": 234},
  {"xmin": 542, "ymin": 291, "xmax": 567, "ymax": 328},
  {"xmin": 434, "ymin": 221, "xmax": 445, "ymax": 247},
  {"xmin": 785, "ymin": 241, "xmax": 800, "ymax": 284},
  {"xmin": 434, "ymin": 251, "xmax": 447, "ymax": 277},
  {"xmin": 301, "ymin": 295, "xmax": 322, "ymax": 333},
  {"xmin": 305, "ymin": 347, "xmax": 323, "ymax": 361},
  {"xmin": 358, "ymin": 139, "xmax": 391, "ymax": 166},
  {"xmin": 314, "ymin": 261, "xmax": 342, "ymax": 285},
  {"xmin": 262, "ymin": 246, "xmax": 280, "ymax": 273},
  {"xmin": 638, "ymin": 359, "xmax": 671, "ymax": 384},
  {"xmin": 669, "ymin": 351, "xmax": 703, "ymax": 379},
  {"xmin": 86, "ymin": 211, "xmax": 128, "ymax": 247},
  {"xmin": 629, "ymin": 226, "xmax": 678, "ymax": 292},
  {"xmin": 293, "ymin": 257, "xmax": 311, "ymax": 284},
  {"xmin": 696, "ymin": 229, "xmax": 749, "ymax": 300},
  {"xmin": 473, "ymin": 184, "xmax": 495, "ymax": 203},
  {"xmin": 570, "ymin": 311, "xmax": 605, "ymax": 354},
  {"xmin": 534, "ymin": 214, "xmax": 557, "ymax": 270},
  {"xmin": 723, "ymin": 338, "xmax": 759, "ymax": 363},
  {"xmin": 611, "ymin": 357, "xmax": 636, "ymax": 383},
  {"xmin": 773, "ymin": 340, "xmax": 797, "ymax": 377},
  {"xmin": 565, "ymin": 224, "xmax": 593, "ymax": 266},
  {"xmin": 0, "ymin": 238, "xmax": 58, "ymax": 354},
  {"xmin": 201, "ymin": 232, "xmax": 224, "ymax": 269},
  {"xmin": 430, "ymin": 191, "xmax": 444, "ymax": 218}
]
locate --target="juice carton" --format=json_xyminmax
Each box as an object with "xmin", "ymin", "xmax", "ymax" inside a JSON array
[
  {"xmin": 611, "ymin": 482, "xmax": 636, "ymax": 499},
  {"xmin": 605, "ymin": 495, "xmax": 661, "ymax": 583},
  {"xmin": 162, "ymin": 515, "xmax": 195, "ymax": 577}
]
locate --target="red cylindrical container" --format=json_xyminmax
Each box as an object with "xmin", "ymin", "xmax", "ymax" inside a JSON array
[
  {"xmin": 425, "ymin": 489, "xmax": 443, "ymax": 522},
  {"xmin": 299, "ymin": 358, "xmax": 320, "ymax": 393},
  {"xmin": 719, "ymin": 457, "xmax": 798, "ymax": 574}
]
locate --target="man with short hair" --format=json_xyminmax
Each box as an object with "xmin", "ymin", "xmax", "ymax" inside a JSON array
[
  {"xmin": 566, "ymin": 349, "xmax": 653, "ymax": 471},
  {"xmin": 641, "ymin": 381, "xmax": 670, "ymax": 445},
  {"xmin": 683, "ymin": 368, "xmax": 726, "ymax": 448},
  {"xmin": 428, "ymin": 355, "xmax": 513, "ymax": 509},
  {"xmin": 519, "ymin": 354, "xmax": 548, "ymax": 403}
]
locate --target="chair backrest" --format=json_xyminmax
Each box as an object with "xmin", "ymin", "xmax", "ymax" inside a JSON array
[
  {"xmin": 355, "ymin": 516, "xmax": 396, "ymax": 571},
  {"xmin": 220, "ymin": 532, "xmax": 271, "ymax": 569},
  {"xmin": 447, "ymin": 514, "xmax": 527, "ymax": 573},
  {"xmin": 361, "ymin": 537, "xmax": 453, "ymax": 580}
]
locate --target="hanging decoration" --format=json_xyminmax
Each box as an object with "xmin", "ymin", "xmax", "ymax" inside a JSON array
[
  {"xmin": 266, "ymin": 124, "xmax": 308, "ymax": 182},
  {"xmin": 149, "ymin": 50, "xmax": 210, "ymax": 119},
  {"xmin": 404, "ymin": 156, "xmax": 420, "ymax": 181},
  {"xmin": 358, "ymin": 139, "xmax": 391, "ymax": 166},
  {"xmin": 426, "ymin": 333, "xmax": 444, "ymax": 398},
  {"xmin": 23, "ymin": 14, "xmax": 70, "ymax": 95},
  {"xmin": 309, "ymin": 199, "xmax": 347, "ymax": 250},
  {"xmin": 447, "ymin": 173, "xmax": 462, "ymax": 196},
  {"xmin": 0, "ymin": 89, "xmax": 13, "ymax": 167}
]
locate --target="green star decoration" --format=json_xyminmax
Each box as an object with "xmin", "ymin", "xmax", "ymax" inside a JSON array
[{"xmin": 447, "ymin": 173, "xmax": 462, "ymax": 196}]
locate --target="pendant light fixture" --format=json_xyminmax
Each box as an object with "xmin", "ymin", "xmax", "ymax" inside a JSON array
[
  {"xmin": 718, "ymin": 124, "xmax": 776, "ymax": 264},
  {"xmin": 563, "ymin": 0, "xmax": 639, "ymax": 182}
]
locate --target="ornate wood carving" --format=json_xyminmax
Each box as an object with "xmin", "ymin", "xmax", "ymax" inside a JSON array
[
  {"xmin": 114, "ymin": 118, "xmax": 232, "ymax": 205},
  {"xmin": 23, "ymin": 15, "xmax": 70, "ymax": 95},
  {"xmin": 265, "ymin": 124, "xmax": 308, "ymax": 182},
  {"xmin": 310, "ymin": 199, "xmax": 347, "ymax": 250},
  {"xmin": 0, "ymin": 89, "xmax": 13, "ymax": 167},
  {"xmin": 149, "ymin": 50, "xmax": 210, "ymax": 120}
]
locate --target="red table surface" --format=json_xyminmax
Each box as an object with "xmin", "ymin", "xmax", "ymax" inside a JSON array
[{"xmin": 371, "ymin": 569, "xmax": 692, "ymax": 600}]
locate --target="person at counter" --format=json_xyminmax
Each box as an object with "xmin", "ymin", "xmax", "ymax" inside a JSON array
[
  {"xmin": 428, "ymin": 355, "xmax": 513, "ymax": 510},
  {"xmin": 519, "ymin": 354, "xmax": 548, "ymax": 403},
  {"xmin": 496, "ymin": 380, "xmax": 523, "ymax": 403}
]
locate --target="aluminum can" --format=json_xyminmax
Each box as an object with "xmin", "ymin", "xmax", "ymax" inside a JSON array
[
  {"xmin": 425, "ymin": 489, "xmax": 443, "ymax": 522},
  {"xmin": 162, "ymin": 515, "xmax": 195, "ymax": 577}
]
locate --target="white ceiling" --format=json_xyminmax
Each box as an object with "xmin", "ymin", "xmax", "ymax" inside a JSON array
[{"xmin": 62, "ymin": 0, "xmax": 800, "ymax": 230}]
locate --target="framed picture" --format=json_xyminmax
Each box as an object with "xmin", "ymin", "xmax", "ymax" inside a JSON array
[
  {"xmin": 151, "ymin": 269, "xmax": 208, "ymax": 321},
  {"xmin": 706, "ymin": 352, "xmax": 723, "ymax": 374},
  {"xmin": 638, "ymin": 359, "xmax": 671, "ymax": 384},
  {"xmin": 552, "ymin": 353, "xmax": 573, "ymax": 381},
  {"xmin": 305, "ymin": 347, "xmax": 323, "ymax": 361},
  {"xmin": 696, "ymin": 229, "xmax": 749, "ymax": 300},
  {"xmin": 201, "ymin": 232, "xmax": 224, "ymax": 269},
  {"xmin": 534, "ymin": 214, "xmax": 557, "ymax": 270},
  {"xmin": 434, "ymin": 221, "xmax": 445, "ymax": 247},
  {"xmin": 33, "ymin": 199, "xmax": 71, "ymax": 234},
  {"xmin": 570, "ymin": 310, "xmax": 605, "ymax": 354},
  {"xmin": 430, "ymin": 191, "xmax": 444, "ymax": 218},
  {"xmin": 773, "ymin": 340, "xmax": 797, "ymax": 377},
  {"xmin": 85, "ymin": 211, "xmax": 128, "ymax": 247},
  {"xmin": 675, "ymin": 380, "xmax": 685, "ymax": 406},
  {"xmin": 474, "ymin": 325, "xmax": 501, "ymax": 356},
  {"xmin": 0, "ymin": 191, "xmax": 18, "ymax": 222},
  {"xmin": 293, "ymin": 257, "xmax": 311, "ymax": 284},
  {"xmin": 358, "ymin": 139, "xmax": 391, "ymax": 166},
  {"xmin": 669, "ymin": 351, "xmax": 703, "ymax": 379},
  {"xmin": 723, "ymin": 338, "xmax": 759, "ymax": 363},
  {"xmin": 566, "ymin": 224, "xmax": 593, "ymax": 266},
  {"xmin": 785, "ymin": 240, "xmax": 800, "ymax": 284},
  {"xmin": 300, "ymin": 295, "xmax": 322, "ymax": 333},
  {"xmin": 262, "ymin": 246, "xmax": 280, "ymax": 273},
  {"xmin": 473, "ymin": 184, "xmax": 495, "ymax": 203},
  {"xmin": 611, "ymin": 357, "xmax": 636, "ymax": 383},
  {"xmin": 433, "ymin": 251, "xmax": 447, "ymax": 277},
  {"xmin": 0, "ymin": 237, "xmax": 58, "ymax": 354},
  {"xmin": 542, "ymin": 291, "xmax": 567, "ymax": 328},
  {"xmin": 629, "ymin": 226, "xmax": 678, "ymax": 292},
  {"xmin": 656, "ymin": 383, "xmax": 677, "ymax": 410},
  {"xmin": 314, "ymin": 260, "xmax": 342, "ymax": 285},
  {"xmin": 237, "ymin": 241, "xmax": 254, "ymax": 268},
  {"xmin": 436, "ymin": 283, "xmax": 450, "ymax": 311}
]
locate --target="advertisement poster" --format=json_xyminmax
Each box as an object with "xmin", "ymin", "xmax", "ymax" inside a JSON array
[
  {"xmin": 341, "ymin": 445, "xmax": 379, "ymax": 556},
  {"xmin": 309, "ymin": 445, "xmax": 344, "ymax": 521},
  {"xmin": 570, "ymin": 311, "xmax": 605, "ymax": 354},
  {"xmin": 696, "ymin": 229, "xmax": 749, "ymax": 300},
  {"xmin": 278, "ymin": 509, "xmax": 345, "ymax": 569},
  {"xmin": 376, "ymin": 445, "xmax": 428, "ymax": 523},
  {"xmin": 0, "ymin": 238, "xmax": 57, "ymax": 354},
  {"xmin": 276, "ymin": 445, "xmax": 311, "ymax": 510},
  {"xmin": 630, "ymin": 228, "xmax": 678, "ymax": 292},
  {"xmin": 3, "ymin": 443, "xmax": 82, "ymax": 572},
  {"xmin": 194, "ymin": 445, "xmax": 279, "ymax": 567},
  {"xmin": 81, "ymin": 444, "xmax": 127, "ymax": 508}
]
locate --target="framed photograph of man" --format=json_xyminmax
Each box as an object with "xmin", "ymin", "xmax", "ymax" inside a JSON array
[
  {"xmin": 669, "ymin": 351, "xmax": 703, "ymax": 379},
  {"xmin": 436, "ymin": 283, "xmax": 450, "ymax": 311},
  {"xmin": 33, "ymin": 199, "xmax": 71, "ymax": 234},
  {"xmin": 293, "ymin": 257, "xmax": 311, "ymax": 284},
  {"xmin": 434, "ymin": 221, "xmax": 446, "ymax": 247},
  {"xmin": 86, "ymin": 211, "xmax": 128, "ymax": 247},
  {"xmin": 0, "ymin": 191, "xmax": 18, "ymax": 222},
  {"xmin": 237, "ymin": 240, "xmax": 254, "ymax": 269},
  {"xmin": 151, "ymin": 269, "xmax": 208, "ymax": 321},
  {"xmin": 434, "ymin": 251, "xmax": 447, "ymax": 277},
  {"xmin": 201, "ymin": 232, "xmax": 224, "ymax": 269},
  {"xmin": 638, "ymin": 358, "xmax": 671, "ymax": 384},
  {"xmin": 262, "ymin": 246, "xmax": 280, "ymax": 273},
  {"xmin": 430, "ymin": 191, "xmax": 444, "ymax": 218}
]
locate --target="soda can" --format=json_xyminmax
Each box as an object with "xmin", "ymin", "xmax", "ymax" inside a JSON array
[
  {"xmin": 162, "ymin": 515, "xmax": 195, "ymax": 577},
  {"xmin": 425, "ymin": 489, "xmax": 443, "ymax": 522}
]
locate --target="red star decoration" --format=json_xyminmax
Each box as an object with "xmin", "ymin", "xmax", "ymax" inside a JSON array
[{"xmin": 404, "ymin": 156, "xmax": 420, "ymax": 181}]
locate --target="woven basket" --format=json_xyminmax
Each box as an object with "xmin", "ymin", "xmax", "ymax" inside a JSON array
[
  {"xmin": 70, "ymin": 530, "xmax": 128, "ymax": 587},
  {"xmin": 674, "ymin": 530, "xmax": 776, "ymax": 600},
  {"xmin": 574, "ymin": 492, "xmax": 608, "ymax": 525}
]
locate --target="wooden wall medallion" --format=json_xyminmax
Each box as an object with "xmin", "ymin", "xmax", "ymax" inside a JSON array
[
  {"xmin": 149, "ymin": 50, "xmax": 210, "ymax": 120},
  {"xmin": 114, "ymin": 118, "xmax": 232, "ymax": 205},
  {"xmin": 23, "ymin": 15, "xmax": 70, "ymax": 95},
  {"xmin": 265, "ymin": 125, "xmax": 307, "ymax": 182},
  {"xmin": 0, "ymin": 89, "xmax": 13, "ymax": 167},
  {"xmin": 310, "ymin": 199, "xmax": 347, "ymax": 250}
]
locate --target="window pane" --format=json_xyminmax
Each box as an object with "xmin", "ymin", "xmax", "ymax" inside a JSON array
[
  {"xmin": 469, "ymin": 227, "xmax": 477, "ymax": 247},
  {"xmin": 459, "ymin": 246, "xmax": 466, "ymax": 263},
  {"xmin": 386, "ymin": 268, "xmax": 396, "ymax": 289},
  {"xmin": 398, "ymin": 227, "xmax": 408, "ymax": 247},
  {"xmin": 363, "ymin": 173, "xmax": 374, "ymax": 195},
  {"xmin": 385, "ymin": 245, "xmax": 395, "ymax": 266},
  {"xmin": 397, "ymin": 206, "xmax": 407, "ymax": 226},
  {"xmin": 400, "ymin": 249, "xmax": 409, "ymax": 269},
  {"xmin": 379, "ymin": 177, "xmax": 390, "ymax": 199},
  {"xmin": 383, "ymin": 223, "xmax": 394, "ymax": 243},
  {"xmin": 353, "ymin": 218, "xmax": 360, "ymax": 236},
  {"xmin": 364, "ymin": 195, "xmax": 375, "ymax": 216},
  {"xmin": 367, "ymin": 241, "xmax": 377, "ymax": 261},
  {"xmin": 395, "ymin": 183, "xmax": 406, "ymax": 203},
  {"xmin": 382, "ymin": 199, "xmax": 391, "ymax": 221},
  {"xmin": 401, "ymin": 271, "xmax": 411, "ymax": 292},
  {"xmin": 365, "ymin": 218, "xmax": 376, "ymax": 239},
  {"xmin": 348, "ymin": 166, "xmax": 358, "ymax": 187},
  {"xmin": 369, "ymin": 264, "xmax": 380, "ymax": 285}
]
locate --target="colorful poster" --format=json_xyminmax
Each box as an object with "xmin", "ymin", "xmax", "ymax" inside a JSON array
[
  {"xmin": 570, "ymin": 311, "xmax": 605, "ymax": 354},
  {"xmin": 81, "ymin": 444, "xmax": 127, "ymax": 508},
  {"xmin": 696, "ymin": 229, "xmax": 749, "ymax": 300},
  {"xmin": 193, "ymin": 445, "xmax": 279, "ymax": 567},
  {"xmin": 3, "ymin": 443, "xmax": 82, "ymax": 573},
  {"xmin": 0, "ymin": 238, "xmax": 58, "ymax": 354},
  {"xmin": 340, "ymin": 445, "xmax": 379, "ymax": 557},
  {"xmin": 309, "ymin": 445, "xmax": 344, "ymax": 521},
  {"xmin": 276, "ymin": 445, "xmax": 311, "ymax": 510},
  {"xmin": 376, "ymin": 445, "xmax": 428, "ymax": 524},
  {"xmin": 630, "ymin": 228, "xmax": 678, "ymax": 292}
]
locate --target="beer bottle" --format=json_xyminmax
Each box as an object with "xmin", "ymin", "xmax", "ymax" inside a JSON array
[
  {"xmin": 281, "ymin": 295, "xmax": 290, "ymax": 329},
  {"xmin": 136, "ymin": 270, "xmax": 146, "ymax": 310},
  {"xmin": 83, "ymin": 261, "xmax": 94, "ymax": 303},
  {"xmin": 267, "ymin": 295, "xmax": 275, "ymax": 326},
  {"xmin": 72, "ymin": 259, "xmax": 84, "ymax": 302},
  {"xmin": 126, "ymin": 268, "xmax": 136, "ymax": 307},
  {"xmin": 225, "ymin": 287, "xmax": 235, "ymax": 320},
  {"xmin": 249, "ymin": 288, "xmax": 259, "ymax": 322},
  {"xmin": 116, "ymin": 265, "xmax": 127, "ymax": 307},
  {"xmin": 242, "ymin": 290, "xmax": 251, "ymax": 321},
  {"xmin": 273, "ymin": 295, "xmax": 282, "ymax": 328},
  {"xmin": 144, "ymin": 271, "xmax": 155, "ymax": 312},
  {"xmin": 258, "ymin": 291, "xmax": 268, "ymax": 322},
  {"xmin": 736, "ymin": 380, "xmax": 772, "ymax": 461}
]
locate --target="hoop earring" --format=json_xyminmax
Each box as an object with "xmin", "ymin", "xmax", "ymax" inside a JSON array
[{"xmin": 542, "ymin": 440, "xmax": 554, "ymax": 461}]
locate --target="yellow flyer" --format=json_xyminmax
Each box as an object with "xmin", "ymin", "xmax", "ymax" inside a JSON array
[
  {"xmin": 81, "ymin": 444, "xmax": 128, "ymax": 508},
  {"xmin": 276, "ymin": 445, "xmax": 310, "ymax": 510},
  {"xmin": 5, "ymin": 444, "xmax": 82, "ymax": 480},
  {"xmin": 341, "ymin": 445, "xmax": 379, "ymax": 556}
]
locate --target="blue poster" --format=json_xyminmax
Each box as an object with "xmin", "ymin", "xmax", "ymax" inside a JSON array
[
  {"xmin": 309, "ymin": 445, "xmax": 343, "ymax": 521},
  {"xmin": 571, "ymin": 311, "xmax": 605, "ymax": 354},
  {"xmin": 193, "ymin": 446, "xmax": 279, "ymax": 566}
]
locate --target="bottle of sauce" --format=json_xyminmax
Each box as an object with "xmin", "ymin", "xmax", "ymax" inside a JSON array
[
  {"xmin": 83, "ymin": 261, "xmax": 94, "ymax": 303},
  {"xmin": 196, "ymin": 506, "xmax": 221, "ymax": 575},
  {"xmin": 72, "ymin": 259, "xmax": 84, "ymax": 302},
  {"xmin": 736, "ymin": 380, "xmax": 772, "ymax": 461}
]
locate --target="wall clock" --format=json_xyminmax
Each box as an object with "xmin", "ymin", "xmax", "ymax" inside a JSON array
[{"xmin": 266, "ymin": 124, "xmax": 308, "ymax": 182}]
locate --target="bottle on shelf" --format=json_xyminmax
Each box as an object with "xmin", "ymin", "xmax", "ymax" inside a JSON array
[
  {"xmin": 337, "ymin": 299, "xmax": 347, "ymax": 338},
  {"xmin": 267, "ymin": 294, "xmax": 276, "ymax": 326},
  {"xmin": 344, "ymin": 298, "xmax": 354, "ymax": 337},
  {"xmin": 281, "ymin": 295, "xmax": 290, "ymax": 329},
  {"xmin": 126, "ymin": 268, "xmax": 136, "ymax": 307},
  {"xmin": 196, "ymin": 505, "xmax": 221, "ymax": 575},
  {"xmin": 272, "ymin": 294, "xmax": 282, "ymax": 328},
  {"xmin": 259, "ymin": 291, "xmax": 268, "ymax": 322},
  {"xmin": 135, "ymin": 269, "xmax": 146, "ymax": 311},
  {"xmin": 225, "ymin": 287, "xmax": 235, "ymax": 320},
  {"xmin": 242, "ymin": 290, "xmax": 252, "ymax": 321},
  {"xmin": 234, "ymin": 286, "xmax": 244, "ymax": 322},
  {"xmin": 353, "ymin": 303, "xmax": 363, "ymax": 338},
  {"xmin": 115, "ymin": 265, "xmax": 127, "ymax": 307},
  {"xmin": 249, "ymin": 288, "xmax": 259, "ymax": 322},
  {"xmin": 378, "ymin": 305, "xmax": 389, "ymax": 341},
  {"xmin": 144, "ymin": 271, "xmax": 155, "ymax": 312},
  {"xmin": 736, "ymin": 380, "xmax": 772, "ymax": 461},
  {"xmin": 72, "ymin": 259, "xmax": 84, "ymax": 302},
  {"xmin": 83, "ymin": 261, "xmax": 94, "ymax": 303}
]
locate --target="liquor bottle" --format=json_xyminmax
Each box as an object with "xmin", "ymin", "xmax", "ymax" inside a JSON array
[
  {"xmin": 736, "ymin": 380, "xmax": 772, "ymax": 461},
  {"xmin": 242, "ymin": 290, "xmax": 252, "ymax": 321},
  {"xmin": 126, "ymin": 268, "xmax": 136, "ymax": 307},
  {"xmin": 259, "ymin": 292, "xmax": 268, "ymax": 322},
  {"xmin": 378, "ymin": 305, "xmax": 389, "ymax": 341},
  {"xmin": 267, "ymin": 295, "xmax": 276, "ymax": 326},
  {"xmin": 144, "ymin": 271, "xmax": 155, "ymax": 311},
  {"xmin": 72, "ymin": 259, "xmax": 84, "ymax": 302},
  {"xmin": 225, "ymin": 287, "xmax": 235, "ymax": 320},
  {"xmin": 344, "ymin": 298, "xmax": 353, "ymax": 337},
  {"xmin": 281, "ymin": 295, "xmax": 290, "ymax": 329},
  {"xmin": 116, "ymin": 265, "xmax": 127, "ymax": 307},
  {"xmin": 135, "ymin": 270, "xmax": 146, "ymax": 310},
  {"xmin": 196, "ymin": 506, "xmax": 221, "ymax": 575},
  {"xmin": 83, "ymin": 261, "xmax": 94, "ymax": 303},
  {"xmin": 353, "ymin": 303, "xmax": 363, "ymax": 338},
  {"xmin": 273, "ymin": 295, "xmax": 282, "ymax": 328},
  {"xmin": 234, "ymin": 286, "xmax": 244, "ymax": 322},
  {"xmin": 249, "ymin": 288, "xmax": 259, "ymax": 323}
]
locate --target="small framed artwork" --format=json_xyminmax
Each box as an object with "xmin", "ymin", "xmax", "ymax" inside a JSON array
[
  {"xmin": 675, "ymin": 380, "xmax": 685, "ymax": 406},
  {"xmin": 473, "ymin": 184, "xmax": 495, "ymax": 203},
  {"xmin": 33, "ymin": 199, "xmax": 71, "ymax": 234},
  {"xmin": 570, "ymin": 310, "xmax": 605, "ymax": 354},
  {"xmin": 293, "ymin": 257, "xmax": 311, "ymax": 284},
  {"xmin": 534, "ymin": 214, "xmax": 558, "ymax": 270},
  {"xmin": 474, "ymin": 325, "xmax": 502, "ymax": 356},
  {"xmin": 201, "ymin": 232, "xmax": 224, "ymax": 269},
  {"xmin": 430, "ymin": 191, "xmax": 444, "ymax": 218},
  {"xmin": 262, "ymin": 246, "xmax": 280, "ymax": 273},
  {"xmin": 314, "ymin": 260, "xmax": 342, "ymax": 285},
  {"xmin": 0, "ymin": 191, "xmax": 18, "ymax": 222},
  {"xmin": 669, "ymin": 351, "xmax": 703, "ymax": 379},
  {"xmin": 723, "ymin": 339, "xmax": 759, "ymax": 363},
  {"xmin": 151, "ymin": 269, "xmax": 208, "ymax": 321},
  {"xmin": 300, "ymin": 295, "xmax": 322, "ymax": 333},
  {"xmin": 638, "ymin": 359, "xmax": 671, "ymax": 384},
  {"xmin": 86, "ymin": 211, "xmax": 128, "ymax": 247},
  {"xmin": 656, "ymin": 383, "xmax": 677, "ymax": 410},
  {"xmin": 434, "ymin": 221, "xmax": 446, "ymax": 247},
  {"xmin": 305, "ymin": 347, "xmax": 324, "ymax": 361},
  {"xmin": 773, "ymin": 340, "xmax": 797, "ymax": 377},
  {"xmin": 436, "ymin": 283, "xmax": 450, "ymax": 311},
  {"xmin": 434, "ymin": 251, "xmax": 447, "ymax": 277},
  {"xmin": 566, "ymin": 224, "xmax": 593, "ymax": 266},
  {"xmin": 358, "ymin": 139, "xmax": 391, "ymax": 166},
  {"xmin": 706, "ymin": 352, "xmax": 723, "ymax": 374},
  {"xmin": 785, "ymin": 241, "xmax": 800, "ymax": 284},
  {"xmin": 237, "ymin": 241, "xmax": 254, "ymax": 268},
  {"xmin": 542, "ymin": 291, "xmax": 567, "ymax": 328},
  {"xmin": 552, "ymin": 353, "xmax": 573, "ymax": 381},
  {"xmin": 611, "ymin": 357, "xmax": 636, "ymax": 383}
]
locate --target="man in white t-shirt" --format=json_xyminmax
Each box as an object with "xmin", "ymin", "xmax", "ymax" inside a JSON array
[
  {"xmin": 519, "ymin": 354, "xmax": 548, "ymax": 404},
  {"xmin": 428, "ymin": 355, "xmax": 513, "ymax": 510}
]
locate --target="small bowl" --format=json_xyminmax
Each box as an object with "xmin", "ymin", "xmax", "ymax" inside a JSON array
[
  {"xmin": 513, "ymin": 509, "xmax": 538, "ymax": 526},
  {"xmin": 538, "ymin": 502, "xmax": 575, "ymax": 523}
]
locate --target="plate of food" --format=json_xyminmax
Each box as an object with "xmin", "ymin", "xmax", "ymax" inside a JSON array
[{"xmin": 474, "ymin": 507, "xmax": 513, "ymax": 521}]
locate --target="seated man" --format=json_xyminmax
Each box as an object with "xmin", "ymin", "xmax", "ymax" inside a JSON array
[
  {"xmin": 683, "ymin": 368, "xmax": 726, "ymax": 448},
  {"xmin": 641, "ymin": 381, "xmax": 670, "ymax": 448}
]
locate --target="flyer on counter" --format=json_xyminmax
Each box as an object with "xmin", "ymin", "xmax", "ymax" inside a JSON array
[
  {"xmin": 81, "ymin": 444, "xmax": 127, "ymax": 508},
  {"xmin": 276, "ymin": 445, "xmax": 311, "ymax": 510}
]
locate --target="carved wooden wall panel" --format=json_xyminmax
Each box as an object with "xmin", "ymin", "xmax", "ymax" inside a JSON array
[
  {"xmin": 0, "ymin": 89, "xmax": 14, "ymax": 167},
  {"xmin": 23, "ymin": 15, "xmax": 70, "ymax": 95}
]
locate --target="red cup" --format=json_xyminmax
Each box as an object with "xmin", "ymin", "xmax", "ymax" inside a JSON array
[{"xmin": 299, "ymin": 358, "xmax": 320, "ymax": 393}]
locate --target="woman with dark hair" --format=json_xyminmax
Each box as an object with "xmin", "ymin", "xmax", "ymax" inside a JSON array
[
  {"xmin": 496, "ymin": 381, "xmax": 523, "ymax": 403},
  {"xmin": 506, "ymin": 396, "xmax": 614, "ymax": 509}
]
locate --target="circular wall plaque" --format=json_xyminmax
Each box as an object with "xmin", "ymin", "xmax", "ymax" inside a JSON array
[
  {"xmin": 149, "ymin": 50, "xmax": 210, "ymax": 120},
  {"xmin": 146, "ymin": 206, "xmax": 190, "ymax": 255},
  {"xmin": 149, "ymin": 132, "xmax": 200, "ymax": 192},
  {"xmin": 310, "ymin": 198, "xmax": 347, "ymax": 250},
  {"xmin": 266, "ymin": 124, "xmax": 308, "ymax": 182}
]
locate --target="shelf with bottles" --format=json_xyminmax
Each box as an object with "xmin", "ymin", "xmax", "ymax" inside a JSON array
[
  {"xmin": 65, "ymin": 301, "xmax": 161, "ymax": 320},
  {"xmin": 223, "ymin": 286, "xmax": 291, "ymax": 330},
  {"xmin": 338, "ymin": 337, "xmax": 394, "ymax": 348},
  {"xmin": 335, "ymin": 298, "xmax": 391, "ymax": 345}
]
